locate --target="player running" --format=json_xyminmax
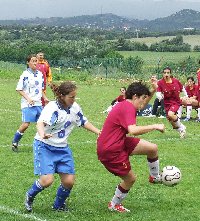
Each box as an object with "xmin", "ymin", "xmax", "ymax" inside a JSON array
[{"xmin": 25, "ymin": 81, "xmax": 100, "ymax": 212}]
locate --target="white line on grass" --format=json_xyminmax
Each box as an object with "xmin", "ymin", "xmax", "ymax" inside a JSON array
[
  {"xmin": 0, "ymin": 108, "xmax": 20, "ymax": 113},
  {"xmin": 0, "ymin": 205, "xmax": 47, "ymax": 221}
]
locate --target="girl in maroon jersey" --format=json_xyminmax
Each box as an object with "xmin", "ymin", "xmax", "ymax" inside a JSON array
[
  {"xmin": 157, "ymin": 67, "xmax": 187, "ymax": 138},
  {"xmin": 181, "ymin": 77, "xmax": 199, "ymax": 121},
  {"xmin": 97, "ymin": 80, "xmax": 165, "ymax": 213}
]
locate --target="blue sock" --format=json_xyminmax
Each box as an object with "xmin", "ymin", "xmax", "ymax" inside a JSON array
[
  {"xmin": 27, "ymin": 180, "xmax": 44, "ymax": 198},
  {"xmin": 12, "ymin": 131, "xmax": 23, "ymax": 143},
  {"xmin": 53, "ymin": 184, "xmax": 71, "ymax": 209}
]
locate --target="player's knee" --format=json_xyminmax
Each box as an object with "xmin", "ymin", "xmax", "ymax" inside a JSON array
[
  {"xmin": 129, "ymin": 174, "xmax": 136, "ymax": 186},
  {"xmin": 62, "ymin": 177, "xmax": 75, "ymax": 189},
  {"xmin": 40, "ymin": 176, "xmax": 54, "ymax": 187},
  {"xmin": 168, "ymin": 111, "xmax": 174, "ymax": 119},
  {"xmin": 150, "ymin": 143, "xmax": 158, "ymax": 155}
]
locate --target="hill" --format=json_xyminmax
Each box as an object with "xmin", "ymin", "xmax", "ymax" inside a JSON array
[{"xmin": 0, "ymin": 9, "xmax": 199, "ymax": 32}]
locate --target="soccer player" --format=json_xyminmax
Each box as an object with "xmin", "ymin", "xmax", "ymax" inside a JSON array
[
  {"xmin": 111, "ymin": 87, "xmax": 126, "ymax": 105},
  {"xmin": 25, "ymin": 81, "xmax": 100, "ymax": 212},
  {"xmin": 12, "ymin": 54, "xmax": 49, "ymax": 152},
  {"xmin": 97, "ymin": 80, "xmax": 165, "ymax": 213},
  {"xmin": 36, "ymin": 52, "xmax": 52, "ymax": 106},
  {"xmin": 156, "ymin": 67, "xmax": 187, "ymax": 138},
  {"xmin": 103, "ymin": 87, "xmax": 126, "ymax": 113},
  {"xmin": 181, "ymin": 77, "xmax": 199, "ymax": 121}
]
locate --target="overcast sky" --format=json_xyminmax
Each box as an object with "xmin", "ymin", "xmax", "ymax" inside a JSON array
[{"xmin": 1, "ymin": 0, "xmax": 200, "ymax": 20}]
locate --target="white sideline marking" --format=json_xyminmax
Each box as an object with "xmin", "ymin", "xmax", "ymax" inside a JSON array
[
  {"xmin": 0, "ymin": 108, "xmax": 20, "ymax": 113},
  {"xmin": 0, "ymin": 205, "xmax": 47, "ymax": 221}
]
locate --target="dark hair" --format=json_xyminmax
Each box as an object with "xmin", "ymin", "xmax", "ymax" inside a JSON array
[
  {"xmin": 26, "ymin": 54, "xmax": 37, "ymax": 68},
  {"xmin": 163, "ymin": 67, "xmax": 172, "ymax": 73},
  {"xmin": 120, "ymin": 87, "xmax": 126, "ymax": 91},
  {"xmin": 125, "ymin": 82, "xmax": 151, "ymax": 99},
  {"xmin": 50, "ymin": 81, "xmax": 77, "ymax": 104},
  {"xmin": 187, "ymin": 76, "xmax": 194, "ymax": 82},
  {"xmin": 26, "ymin": 54, "xmax": 36, "ymax": 63}
]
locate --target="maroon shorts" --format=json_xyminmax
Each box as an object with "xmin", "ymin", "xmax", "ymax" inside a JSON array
[
  {"xmin": 99, "ymin": 137, "xmax": 140, "ymax": 176},
  {"xmin": 165, "ymin": 104, "xmax": 180, "ymax": 120}
]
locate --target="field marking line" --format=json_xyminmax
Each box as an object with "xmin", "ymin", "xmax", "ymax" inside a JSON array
[
  {"xmin": 0, "ymin": 205, "xmax": 48, "ymax": 221},
  {"xmin": 0, "ymin": 108, "xmax": 20, "ymax": 113}
]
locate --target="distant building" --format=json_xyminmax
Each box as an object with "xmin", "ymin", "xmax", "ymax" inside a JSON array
[{"xmin": 183, "ymin": 27, "xmax": 194, "ymax": 31}]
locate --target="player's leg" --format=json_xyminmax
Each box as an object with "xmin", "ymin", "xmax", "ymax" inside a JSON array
[
  {"xmin": 12, "ymin": 107, "xmax": 40, "ymax": 151},
  {"xmin": 53, "ymin": 174, "xmax": 75, "ymax": 211},
  {"xmin": 12, "ymin": 122, "xmax": 30, "ymax": 151},
  {"xmin": 131, "ymin": 139, "xmax": 161, "ymax": 183},
  {"xmin": 25, "ymin": 141, "xmax": 55, "ymax": 212},
  {"xmin": 25, "ymin": 174, "xmax": 54, "ymax": 212},
  {"xmin": 53, "ymin": 146, "xmax": 75, "ymax": 211},
  {"xmin": 168, "ymin": 109, "xmax": 186, "ymax": 138},
  {"xmin": 108, "ymin": 170, "xmax": 135, "ymax": 213}
]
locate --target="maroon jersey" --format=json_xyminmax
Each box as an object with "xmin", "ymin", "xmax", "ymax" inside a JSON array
[
  {"xmin": 197, "ymin": 68, "xmax": 200, "ymax": 86},
  {"xmin": 97, "ymin": 100, "xmax": 137, "ymax": 162},
  {"xmin": 185, "ymin": 85, "xmax": 198, "ymax": 98},
  {"xmin": 116, "ymin": 95, "xmax": 125, "ymax": 102},
  {"xmin": 157, "ymin": 78, "xmax": 183, "ymax": 107}
]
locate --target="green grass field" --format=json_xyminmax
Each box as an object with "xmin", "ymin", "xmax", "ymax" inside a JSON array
[
  {"xmin": 0, "ymin": 78, "xmax": 199, "ymax": 221},
  {"xmin": 130, "ymin": 34, "xmax": 200, "ymax": 49}
]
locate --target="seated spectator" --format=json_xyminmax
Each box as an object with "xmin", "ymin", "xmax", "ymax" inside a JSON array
[
  {"xmin": 151, "ymin": 97, "xmax": 165, "ymax": 118},
  {"xmin": 103, "ymin": 87, "xmax": 126, "ymax": 113},
  {"xmin": 111, "ymin": 87, "xmax": 126, "ymax": 105},
  {"xmin": 181, "ymin": 77, "xmax": 199, "ymax": 121}
]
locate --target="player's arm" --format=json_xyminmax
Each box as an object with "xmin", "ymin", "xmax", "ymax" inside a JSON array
[
  {"xmin": 128, "ymin": 124, "xmax": 165, "ymax": 136},
  {"xmin": 42, "ymin": 90, "xmax": 50, "ymax": 105},
  {"xmin": 17, "ymin": 90, "xmax": 35, "ymax": 105},
  {"xmin": 83, "ymin": 121, "xmax": 101, "ymax": 135},
  {"xmin": 36, "ymin": 121, "xmax": 52, "ymax": 139},
  {"xmin": 140, "ymin": 76, "xmax": 157, "ymax": 109}
]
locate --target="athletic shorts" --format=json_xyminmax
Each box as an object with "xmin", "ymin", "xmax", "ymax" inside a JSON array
[
  {"xmin": 99, "ymin": 137, "xmax": 140, "ymax": 176},
  {"xmin": 33, "ymin": 139, "xmax": 75, "ymax": 176},
  {"xmin": 165, "ymin": 104, "xmax": 180, "ymax": 117},
  {"xmin": 22, "ymin": 106, "xmax": 43, "ymax": 122}
]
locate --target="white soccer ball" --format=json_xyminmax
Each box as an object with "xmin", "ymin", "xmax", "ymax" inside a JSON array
[{"xmin": 161, "ymin": 166, "xmax": 181, "ymax": 186}]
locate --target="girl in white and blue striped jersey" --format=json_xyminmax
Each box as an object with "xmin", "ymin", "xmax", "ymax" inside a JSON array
[
  {"xmin": 25, "ymin": 81, "xmax": 100, "ymax": 212},
  {"xmin": 12, "ymin": 54, "xmax": 49, "ymax": 152}
]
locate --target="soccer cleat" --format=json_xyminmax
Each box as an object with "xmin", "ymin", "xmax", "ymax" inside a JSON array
[
  {"xmin": 108, "ymin": 202, "xmax": 130, "ymax": 213},
  {"xmin": 52, "ymin": 203, "xmax": 69, "ymax": 212},
  {"xmin": 149, "ymin": 175, "xmax": 162, "ymax": 184},
  {"xmin": 25, "ymin": 192, "xmax": 34, "ymax": 212},
  {"xmin": 12, "ymin": 142, "xmax": 18, "ymax": 152},
  {"xmin": 183, "ymin": 117, "xmax": 190, "ymax": 122}
]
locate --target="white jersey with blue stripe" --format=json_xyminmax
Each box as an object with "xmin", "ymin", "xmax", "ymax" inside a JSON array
[
  {"xmin": 35, "ymin": 101, "xmax": 88, "ymax": 147},
  {"xmin": 16, "ymin": 68, "xmax": 44, "ymax": 109}
]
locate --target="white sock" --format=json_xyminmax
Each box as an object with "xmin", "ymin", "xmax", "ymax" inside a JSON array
[
  {"xmin": 177, "ymin": 106, "xmax": 182, "ymax": 119},
  {"xmin": 148, "ymin": 159, "xmax": 159, "ymax": 177},
  {"xmin": 174, "ymin": 118, "xmax": 181, "ymax": 128},
  {"xmin": 111, "ymin": 185, "xmax": 128, "ymax": 206},
  {"xmin": 198, "ymin": 108, "xmax": 200, "ymax": 119},
  {"xmin": 186, "ymin": 106, "xmax": 192, "ymax": 119}
]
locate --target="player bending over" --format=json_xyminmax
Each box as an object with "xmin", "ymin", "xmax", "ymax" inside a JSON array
[{"xmin": 97, "ymin": 80, "xmax": 165, "ymax": 213}]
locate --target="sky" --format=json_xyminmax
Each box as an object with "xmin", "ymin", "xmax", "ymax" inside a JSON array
[{"xmin": 1, "ymin": 0, "xmax": 200, "ymax": 20}]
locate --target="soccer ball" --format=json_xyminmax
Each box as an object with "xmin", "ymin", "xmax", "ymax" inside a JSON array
[{"xmin": 161, "ymin": 166, "xmax": 181, "ymax": 186}]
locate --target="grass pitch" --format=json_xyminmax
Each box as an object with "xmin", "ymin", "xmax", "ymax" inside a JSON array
[{"xmin": 0, "ymin": 79, "xmax": 199, "ymax": 221}]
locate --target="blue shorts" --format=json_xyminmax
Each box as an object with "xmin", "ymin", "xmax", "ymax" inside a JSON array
[
  {"xmin": 33, "ymin": 139, "xmax": 75, "ymax": 176},
  {"xmin": 22, "ymin": 106, "xmax": 43, "ymax": 122}
]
